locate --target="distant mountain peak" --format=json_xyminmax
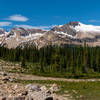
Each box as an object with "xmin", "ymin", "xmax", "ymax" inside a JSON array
[
  {"xmin": 67, "ymin": 21, "xmax": 80, "ymax": 27},
  {"xmin": 70, "ymin": 22, "xmax": 100, "ymax": 32}
]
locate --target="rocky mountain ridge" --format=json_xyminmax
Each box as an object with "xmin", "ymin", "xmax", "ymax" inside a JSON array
[{"xmin": 1, "ymin": 22, "xmax": 100, "ymax": 48}]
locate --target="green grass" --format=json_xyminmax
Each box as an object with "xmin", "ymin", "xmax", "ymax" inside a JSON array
[{"xmin": 15, "ymin": 79, "xmax": 100, "ymax": 100}]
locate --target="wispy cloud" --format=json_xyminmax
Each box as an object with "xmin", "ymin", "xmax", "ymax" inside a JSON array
[
  {"xmin": 0, "ymin": 22, "xmax": 12, "ymax": 27},
  {"xmin": 88, "ymin": 20, "xmax": 100, "ymax": 23},
  {"xmin": 15, "ymin": 24, "xmax": 55, "ymax": 30},
  {"xmin": 5, "ymin": 15, "xmax": 29, "ymax": 22}
]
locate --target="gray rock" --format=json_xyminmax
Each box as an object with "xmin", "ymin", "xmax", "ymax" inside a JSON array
[
  {"xmin": 8, "ymin": 78, "xmax": 14, "ymax": 82},
  {"xmin": 28, "ymin": 91, "xmax": 53, "ymax": 100},
  {"xmin": 25, "ymin": 84, "xmax": 40, "ymax": 92},
  {"xmin": 2, "ymin": 76, "xmax": 14, "ymax": 82},
  {"xmin": 21, "ymin": 91, "xmax": 28, "ymax": 96},
  {"xmin": 7, "ymin": 96, "xmax": 25, "ymax": 100},
  {"xmin": 0, "ymin": 97, "xmax": 6, "ymax": 100},
  {"xmin": 25, "ymin": 97, "xmax": 34, "ymax": 100},
  {"xmin": 40, "ymin": 86, "xmax": 47, "ymax": 92},
  {"xmin": 1, "ymin": 72, "xmax": 7, "ymax": 76},
  {"xmin": 0, "ymin": 96, "xmax": 26, "ymax": 100},
  {"xmin": 25, "ymin": 84, "xmax": 32, "ymax": 89},
  {"xmin": 50, "ymin": 84, "xmax": 59, "ymax": 93}
]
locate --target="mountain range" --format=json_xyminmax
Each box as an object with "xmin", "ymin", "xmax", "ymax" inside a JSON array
[{"xmin": 1, "ymin": 21, "xmax": 100, "ymax": 48}]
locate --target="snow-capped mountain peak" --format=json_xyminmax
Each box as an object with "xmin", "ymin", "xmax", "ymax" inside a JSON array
[
  {"xmin": 1, "ymin": 21, "xmax": 100, "ymax": 48},
  {"xmin": 71, "ymin": 22, "xmax": 100, "ymax": 32}
]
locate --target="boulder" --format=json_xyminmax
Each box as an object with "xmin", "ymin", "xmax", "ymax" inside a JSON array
[
  {"xmin": 1, "ymin": 72, "xmax": 7, "ymax": 76},
  {"xmin": 21, "ymin": 91, "xmax": 28, "ymax": 96},
  {"xmin": 50, "ymin": 84, "xmax": 59, "ymax": 93},
  {"xmin": 28, "ymin": 91, "xmax": 53, "ymax": 100},
  {"xmin": 25, "ymin": 84, "xmax": 40, "ymax": 92},
  {"xmin": 2, "ymin": 76, "xmax": 10, "ymax": 81},
  {"xmin": 0, "ymin": 97, "xmax": 6, "ymax": 100},
  {"xmin": 25, "ymin": 84, "xmax": 32, "ymax": 89},
  {"xmin": 7, "ymin": 96, "xmax": 25, "ymax": 100},
  {"xmin": 24, "ymin": 97, "xmax": 32, "ymax": 100},
  {"xmin": 40, "ymin": 86, "xmax": 47, "ymax": 92},
  {"xmin": 2, "ymin": 76, "xmax": 14, "ymax": 82}
]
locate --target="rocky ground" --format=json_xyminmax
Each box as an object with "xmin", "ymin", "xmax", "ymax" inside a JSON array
[
  {"xmin": 0, "ymin": 72, "xmax": 71, "ymax": 100},
  {"xmin": 0, "ymin": 60, "xmax": 71, "ymax": 100}
]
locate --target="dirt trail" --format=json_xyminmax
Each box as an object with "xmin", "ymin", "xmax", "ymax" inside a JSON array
[{"xmin": 5, "ymin": 72, "xmax": 100, "ymax": 82}]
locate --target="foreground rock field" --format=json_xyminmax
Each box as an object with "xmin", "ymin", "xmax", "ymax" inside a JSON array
[{"xmin": 0, "ymin": 60, "xmax": 70, "ymax": 100}]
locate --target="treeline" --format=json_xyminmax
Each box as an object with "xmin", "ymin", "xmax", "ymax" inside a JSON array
[{"xmin": 0, "ymin": 44, "xmax": 100, "ymax": 78}]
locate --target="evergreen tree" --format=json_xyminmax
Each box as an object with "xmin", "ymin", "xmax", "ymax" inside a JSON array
[{"xmin": 21, "ymin": 58, "xmax": 26, "ymax": 68}]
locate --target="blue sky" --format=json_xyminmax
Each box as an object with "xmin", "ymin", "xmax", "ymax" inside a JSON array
[{"xmin": 0, "ymin": 0, "xmax": 100, "ymax": 30}]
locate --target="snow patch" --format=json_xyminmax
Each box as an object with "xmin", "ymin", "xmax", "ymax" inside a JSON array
[
  {"xmin": 58, "ymin": 25, "xmax": 63, "ymax": 27},
  {"xmin": 71, "ymin": 22, "xmax": 100, "ymax": 33},
  {"xmin": 6, "ymin": 32, "xmax": 17, "ymax": 40},
  {"xmin": 54, "ymin": 31, "xmax": 76, "ymax": 38},
  {"xmin": 0, "ymin": 31, "xmax": 9, "ymax": 37},
  {"xmin": 22, "ymin": 33, "xmax": 43, "ymax": 39}
]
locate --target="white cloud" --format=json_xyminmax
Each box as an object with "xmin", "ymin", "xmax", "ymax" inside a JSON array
[
  {"xmin": 6, "ymin": 15, "xmax": 29, "ymax": 22},
  {"xmin": 0, "ymin": 22, "xmax": 12, "ymax": 27},
  {"xmin": 15, "ymin": 24, "xmax": 55, "ymax": 30},
  {"xmin": 88, "ymin": 20, "xmax": 100, "ymax": 23}
]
